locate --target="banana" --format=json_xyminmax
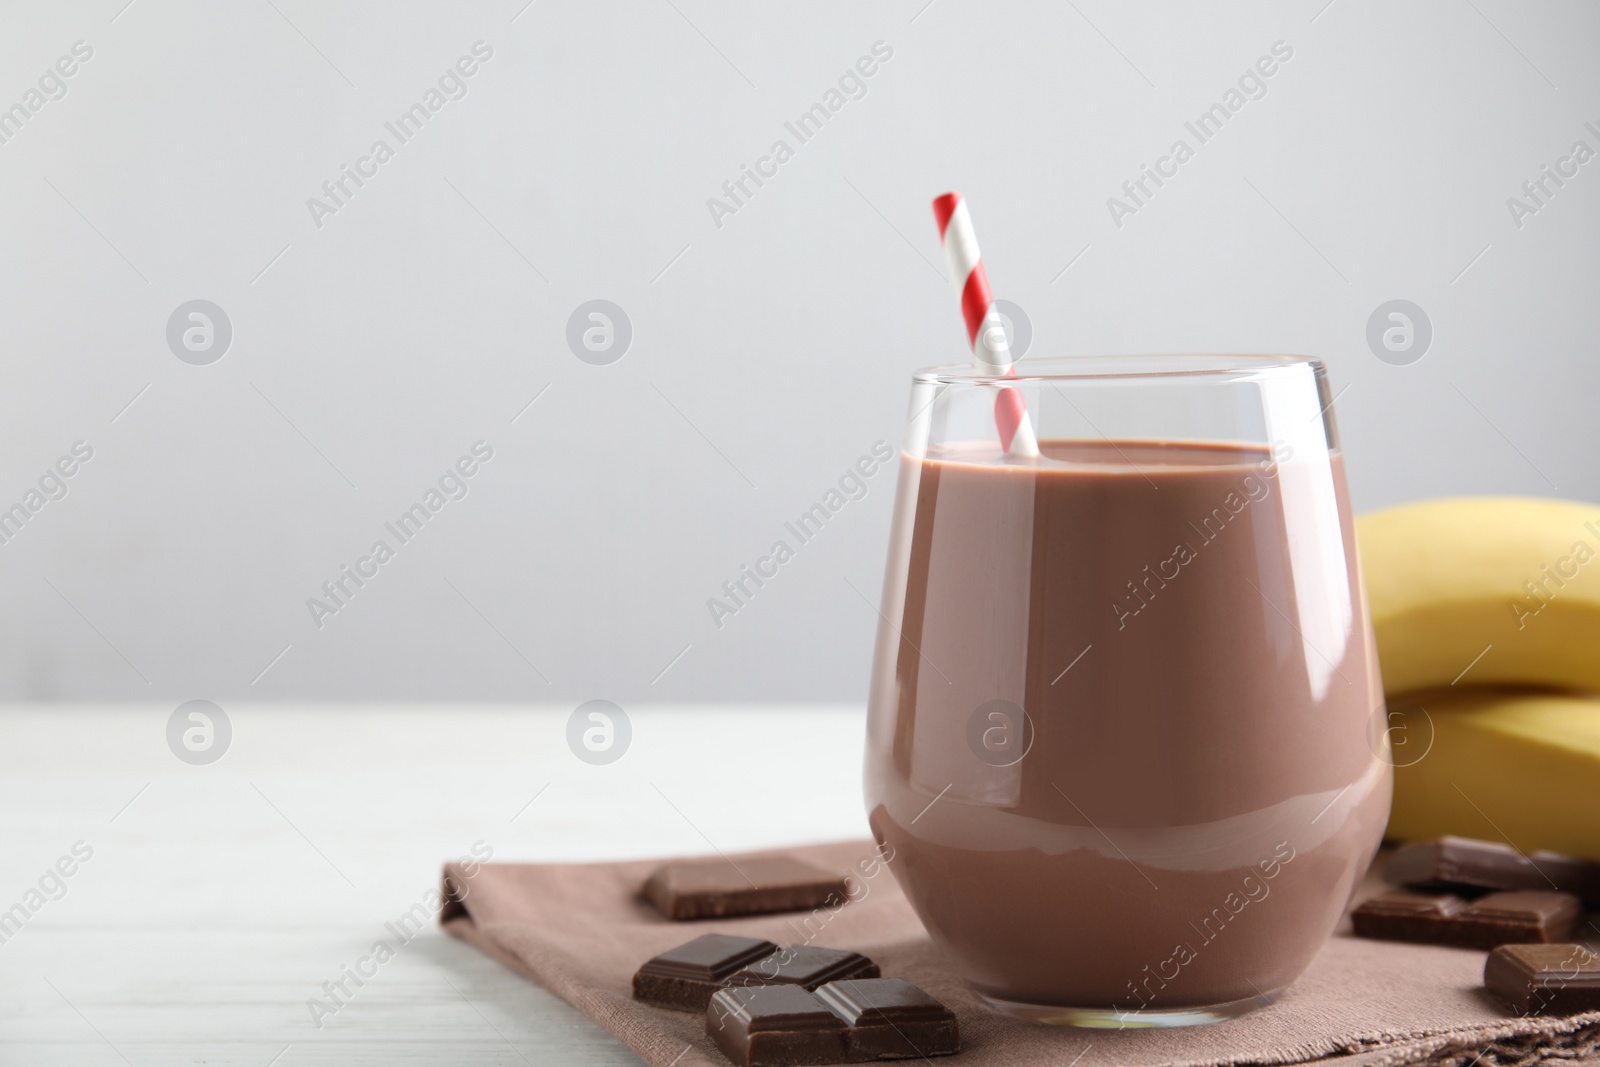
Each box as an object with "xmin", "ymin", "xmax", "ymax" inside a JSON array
[
  {"xmin": 1356, "ymin": 497, "xmax": 1600, "ymax": 695},
  {"xmin": 1387, "ymin": 688, "xmax": 1600, "ymax": 861}
]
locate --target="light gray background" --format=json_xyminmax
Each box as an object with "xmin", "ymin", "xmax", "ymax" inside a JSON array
[{"xmin": 1, "ymin": 0, "xmax": 1595, "ymax": 704}]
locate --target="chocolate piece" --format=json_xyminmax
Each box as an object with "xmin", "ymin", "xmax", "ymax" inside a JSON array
[
  {"xmin": 706, "ymin": 979, "xmax": 961, "ymax": 1066},
  {"xmin": 815, "ymin": 978, "xmax": 960, "ymax": 1059},
  {"xmin": 730, "ymin": 946, "xmax": 879, "ymax": 991},
  {"xmin": 707, "ymin": 985, "xmax": 847, "ymax": 1066},
  {"xmin": 645, "ymin": 857, "xmax": 851, "ymax": 921},
  {"xmin": 1456, "ymin": 892, "xmax": 1583, "ymax": 947},
  {"xmin": 1351, "ymin": 891, "xmax": 1469, "ymax": 943},
  {"xmin": 1351, "ymin": 890, "xmax": 1582, "ymax": 949},
  {"xmin": 634, "ymin": 934, "xmax": 779, "ymax": 1011},
  {"xmin": 1387, "ymin": 837, "xmax": 1600, "ymax": 906},
  {"xmin": 1485, "ymin": 943, "xmax": 1600, "ymax": 1015}
]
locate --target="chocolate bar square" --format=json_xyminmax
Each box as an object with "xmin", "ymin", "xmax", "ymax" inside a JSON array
[
  {"xmin": 1388, "ymin": 836, "xmax": 1600, "ymax": 906},
  {"xmin": 707, "ymin": 985, "xmax": 848, "ymax": 1066},
  {"xmin": 1351, "ymin": 891, "xmax": 1468, "ymax": 942},
  {"xmin": 815, "ymin": 978, "xmax": 960, "ymax": 1059},
  {"xmin": 1485, "ymin": 943, "xmax": 1600, "ymax": 1015},
  {"xmin": 707, "ymin": 979, "xmax": 961, "ymax": 1065},
  {"xmin": 645, "ymin": 857, "xmax": 850, "ymax": 921},
  {"xmin": 634, "ymin": 934, "xmax": 779, "ymax": 1011},
  {"xmin": 1456, "ymin": 891, "xmax": 1582, "ymax": 948},
  {"xmin": 1351, "ymin": 890, "xmax": 1582, "ymax": 949},
  {"xmin": 730, "ymin": 946, "xmax": 879, "ymax": 991}
]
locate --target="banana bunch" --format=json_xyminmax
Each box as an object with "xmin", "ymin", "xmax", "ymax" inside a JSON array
[{"xmin": 1355, "ymin": 497, "xmax": 1600, "ymax": 860}]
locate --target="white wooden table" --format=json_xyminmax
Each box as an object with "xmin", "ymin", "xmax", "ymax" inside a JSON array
[{"xmin": 0, "ymin": 705, "xmax": 872, "ymax": 1065}]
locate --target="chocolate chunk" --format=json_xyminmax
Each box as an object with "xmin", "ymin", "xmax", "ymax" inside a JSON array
[
  {"xmin": 706, "ymin": 979, "xmax": 961, "ymax": 1066},
  {"xmin": 1351, "ymin": 890, "xmax": 1581, "ymax": 949},
  {"xmin": 1387, "ymin": 837, "xmax": 1600, "ymax": 906},
  {"xmin": 815, "ymin": 978, "xmax": 960, "ymax": 1060},
  {"xmin": 1351, "ymin": 891, "xmax": 1468, "ymax": 943},
  {"xmin": 1485, "ymin": 943, "xmax": 1600, "ymax": 1015},
  {"xmin": 730, "ymin": 946, "xmax": 879, "ymax": 991},
  {"xmin": 645, "ymin": 857, "xmax": 850, "ymax": 921},
  {"xmin": 1456, "ymin": 892, "xmax": 1583, "ymax": 947},
  {"xmin": 707, "ymin": 985, "xmax": 848, "ymax": 1066},
  {"xmin": 634, "ymin": 934, "xmax": 779, "ymax": 1011}
]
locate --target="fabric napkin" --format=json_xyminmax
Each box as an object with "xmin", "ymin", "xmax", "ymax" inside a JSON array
[{"xmin": 439, "ymin": 841, "xmax": 1600, "ymax": 1067}]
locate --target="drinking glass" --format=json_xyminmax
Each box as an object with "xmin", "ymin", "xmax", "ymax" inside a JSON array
[{"xmin": 863, "ymin": 355, "xmax": 1390, "ymax": 1026}]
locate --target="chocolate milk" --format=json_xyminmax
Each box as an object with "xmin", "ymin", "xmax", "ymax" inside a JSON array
[{"xmin": 864, "ymin": 439, "xmax": 1389, "ymax": 1015}]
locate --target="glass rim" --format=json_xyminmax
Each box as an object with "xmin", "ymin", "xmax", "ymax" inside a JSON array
[{"xmin": 913, "ymin": 353, "xmax": 1322, "ymax": 384}]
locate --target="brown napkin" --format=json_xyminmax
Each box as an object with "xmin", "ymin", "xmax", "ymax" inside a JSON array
[{"xmin": 439, "ymin": 841, "xmax": 1600, "ymax": 1067}]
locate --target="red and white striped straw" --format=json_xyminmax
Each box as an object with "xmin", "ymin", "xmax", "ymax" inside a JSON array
[{"xmin": 931, "ymin": 192, "xmax": 1038, "ymax": 458}]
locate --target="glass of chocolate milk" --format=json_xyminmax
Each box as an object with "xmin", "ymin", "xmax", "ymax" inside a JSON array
[{"xmin": 864, "ymin": 355, "xmax": 1390, "ymax": 1026}]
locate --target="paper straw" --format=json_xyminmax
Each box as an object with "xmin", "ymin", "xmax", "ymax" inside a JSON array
[{"xmin": 931, "ymin": 192, "xmax": 1039, "ymax": 458}]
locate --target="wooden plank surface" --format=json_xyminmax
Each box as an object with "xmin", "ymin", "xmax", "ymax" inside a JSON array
[{"xmin": 0, "ymin": 704, "xmax": 870, "ymax": 1065}]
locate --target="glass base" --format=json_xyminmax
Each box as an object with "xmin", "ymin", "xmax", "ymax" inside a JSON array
[{"xmin": 980, "ymin": 986, "xmax": 1281, "ymax": 1028}]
